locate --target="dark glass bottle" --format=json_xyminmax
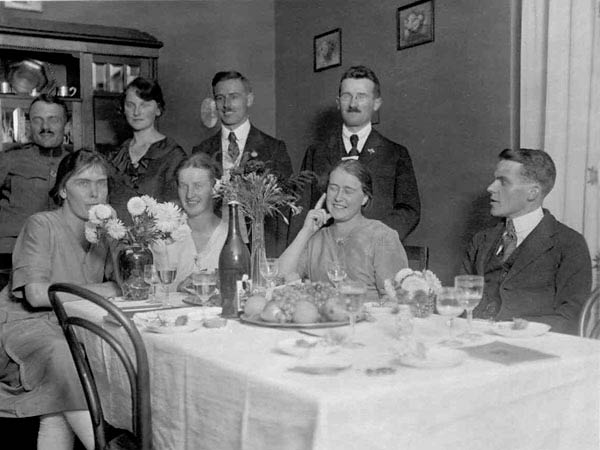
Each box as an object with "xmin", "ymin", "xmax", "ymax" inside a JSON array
[{"xmin": 219, "ymin": 201, "xmax": 251, "ymax": 318}]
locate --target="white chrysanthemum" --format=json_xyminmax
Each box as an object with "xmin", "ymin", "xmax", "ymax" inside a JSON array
[
  {"xmin": 171, "ymin": 223, "xmax": 191, "ymax": 241},
  {"xmin": 127, "ymin": 197, "xmax": 147, "ymax": 217},
  {"xmin": 212, "ymin": 179, "xmax": 223, "ymax": 198},
  {"xmin": 140, "ymin": 195, "xmax": 159, "ymax": 214},
  {"xmin": 88, "ymin": 205, "xmax": 103, "ymax": 224},
  {"xmin": 84, "ymin": 223, "xmax": 98, "ymax": 244},
  {"xmin": 399, "ymin": 273, "xmax": 429, "ymax": 293},
  {"xmin": 106, "ymin": 218, "xmax": 127, "ymax": 240},
  {"xmin": 94, "ymin": 204, "xmax": 113, "ymax": 221},
  {"xmin": 384, "ymin": 278, "xmax": 397, "ymax": 300},
  {"xmin": 154, "ymin": 202, "xmax": 183, "ymax": 233},
  {"xmin": 394, "ymin": 268, "xmax": 415, "ymax": 285},
  {"xmin": 423, "ymin": 270, "xmax": 442, "ymax": 293}
]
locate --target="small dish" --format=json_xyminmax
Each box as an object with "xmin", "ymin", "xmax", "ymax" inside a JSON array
[
  {"xmin": 288, "ymin": 353, "xmax": 352, "ymax": 375},
  {"xmin": 492, "ymin": 321, "xmax": 551, "ymax": 338},
  {"xmin": 395, "ymin": 346, "xmax": 466, "ymax": 369}
]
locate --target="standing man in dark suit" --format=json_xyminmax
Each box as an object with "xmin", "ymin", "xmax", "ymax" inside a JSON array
[
  {"xmin": 462, "ymin": 148, "xmax": 591, "ymax": 335},
  {"xmin": 290, "ymin": 65, "xmax": 420, "ymax": 243},
  {"xmin": 192, "ymin": 71, "xmax": 293, "ymax": 256}
]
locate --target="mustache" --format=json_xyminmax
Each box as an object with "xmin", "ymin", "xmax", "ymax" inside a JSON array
[
  {"xmin": 39, "ymin": 129, "xmax": 55, "ymax": 135},
  {"xmin": 346, "ymin": 106, "xmax": 361, "ymax": 113}
]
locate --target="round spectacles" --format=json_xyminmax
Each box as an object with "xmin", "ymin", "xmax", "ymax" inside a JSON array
[{"xmin": 338, "ymin": 93, "xmax": 372, "ymax": 104}]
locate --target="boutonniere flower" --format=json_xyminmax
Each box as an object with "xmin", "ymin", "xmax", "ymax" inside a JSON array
[
  {"xmin": 250, "ymin": 150, "xmax": 258, "ymax": 158},
  {"xmin": 367, "ymin": 148, "xmax": 375, "ymax": 155}
]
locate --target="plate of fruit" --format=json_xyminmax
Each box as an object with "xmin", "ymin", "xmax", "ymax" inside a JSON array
[{"xmin": 240, "ymin": 281, "xmax": 365, "ymax": 328}]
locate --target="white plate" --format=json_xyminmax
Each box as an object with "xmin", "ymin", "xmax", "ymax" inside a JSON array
[
  {"xmin": 288, "ymin": 354, "xmax": 352, "ymax": 375},
  {"xmin": 396, "ymin": 347, "xmax": 466, "ymax": 369},
  {"xmin": 133, "ymin": 308, "xmax": 207, "ymax": 334},
  {"xmin": 276, "ymin": 337, "xmax": 342, "ymax": 358},
  {"xmin": 144, "ymin": 321, "xmax": 203, "ymax": 334},
  {"xmin": 492, "ymin": 321, "xmax": 551, "ymax": 338}
]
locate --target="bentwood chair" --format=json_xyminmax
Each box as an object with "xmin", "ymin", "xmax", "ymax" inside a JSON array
[
  {"xmin": 48, "ymin": 283, "xmax": 151, "ymax": 450},
  {"xmin": 404, "ymin": 245, "xmax": 430, "ymax": 271},
  {"xmin": 579, "ymin": 287, "xmax": 600, "ymax": 339}
]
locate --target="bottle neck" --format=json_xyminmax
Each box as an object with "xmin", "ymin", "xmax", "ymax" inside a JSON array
[{"xmin": 228, "ymin": 202, "xmax": 240, "ymax": 236}]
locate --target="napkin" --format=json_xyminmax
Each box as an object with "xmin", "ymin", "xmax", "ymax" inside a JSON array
[{"xmin": 461, "ymin": 341, "xmax": 559, "ymax": 365}]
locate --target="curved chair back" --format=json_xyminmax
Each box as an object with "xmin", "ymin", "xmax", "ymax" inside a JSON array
[
  {"xmin": 579, "ymin": 288, "xmax": 600, "ymax": 339},
  {"xmin": 404, "ymin": 245, "xmax": 429, "ymax": 271},
  {"xmin": 48, "ymin": 283, "xmax": 151, "ymax": 450}
]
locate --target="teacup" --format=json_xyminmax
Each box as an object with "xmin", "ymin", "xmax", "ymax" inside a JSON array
[{"xmin": 57, "ymin": 86, "xmax": 77, "ymax": 97}]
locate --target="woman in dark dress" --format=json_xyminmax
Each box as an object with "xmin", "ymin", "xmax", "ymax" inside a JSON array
[
  {"xmin": 0, "ymin": 149, "xmax": 120, "ymax": 449},
  {"xmin": 110, "ymin": 77, "xmax": 186, "ymax": 221}
]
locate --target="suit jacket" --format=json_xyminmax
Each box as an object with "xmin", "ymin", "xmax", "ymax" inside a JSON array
[
  {"xmin": 289, "ymin": 128, "xmax": 420, "ymax": 242},
  {"xmin": 462, "ymin": 211, "xmax": 592, "ymax": 335},
  {"xmin": 192, "ymin": 125, "xmax": 293, "ymax": 257}
]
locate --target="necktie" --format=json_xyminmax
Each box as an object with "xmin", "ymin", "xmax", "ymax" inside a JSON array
[
  {"xmin": 228, "ymin": 131, "xmax": 240, "ymax": 161},
  {"xmin": 501, "ymin": 219, "xmax": 517, "ymax": 262},
  {"xmin": 348, "ymin": 134, "xmax": 360, "ymax": 157}
]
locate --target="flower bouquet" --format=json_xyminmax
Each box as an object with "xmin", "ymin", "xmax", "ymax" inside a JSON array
[
  {"xmin": 86, "ymin": 195, "xmax": 190, "ymax": 298},
  {"xmin": 384, "ymin": 268, "xmax": 442, "ymax": 318},
  {"xmin": 213, "ymin": 157, "xmax": 315, "ymax": 286}
]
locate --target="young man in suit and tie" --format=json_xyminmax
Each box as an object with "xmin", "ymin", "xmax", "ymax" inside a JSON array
[
  {"xmin": 290, "ymin": 65, "xmax": 420, "ymax": 243},
  {"xmin": 192, "ymin": 71, "xmax": 293, "ymax": 256},
  {"xmin": 462, "ymin": 148, "xmax": 591, "ymax": 335}
]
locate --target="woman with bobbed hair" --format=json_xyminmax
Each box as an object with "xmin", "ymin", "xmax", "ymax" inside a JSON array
[
  {"xmin": 110, "ymin": 76, "xmax": 186, "ymax": 222},
  {"xmin": 278, "ymin": 159, "xmax": 408, "ymax": 299},
  {"xmin": 0, "ymin": 149, "xmax": 120, "ymax": 449}
]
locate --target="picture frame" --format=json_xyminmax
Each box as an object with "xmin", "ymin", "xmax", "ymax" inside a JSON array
[
  {"xmin": 3, "ymin": 1, "xmax": 43, "ymax": 12},
  {"xmin": 314, "ymin": 28, "xmax": 342, "ymax": 72},
  {"xmin": 397, "ymin": 0, "xmax": 434, "ymax": 50}
]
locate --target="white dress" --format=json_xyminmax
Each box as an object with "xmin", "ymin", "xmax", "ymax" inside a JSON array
[{"xmin": 153, "ymin": 220, "xmax": 228, "ymax": 285}]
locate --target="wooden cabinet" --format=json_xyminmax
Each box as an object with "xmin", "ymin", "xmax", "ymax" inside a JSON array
[{"xmin": 0, "ymin": 16, "xmax": 162, "ymax": 154}]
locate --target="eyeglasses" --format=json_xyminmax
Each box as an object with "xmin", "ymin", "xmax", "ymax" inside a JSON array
[
  {"xmin": 338, "ymin": 93, "xmax": 372, "ymax": 104},
  {"xmin": 214, "ymin": 93, "xmax": 244, "ymax": 104}
]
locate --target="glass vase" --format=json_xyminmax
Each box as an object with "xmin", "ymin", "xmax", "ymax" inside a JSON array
[
  {"xmin": 396, "ymin": 288, "xmax": 435, "ymax": 318},
  {"xmin": 116, "ymin": 243, "xmax": 153, "ymax": 300},
  {"xmin": 250, "ymin": 215, "xmax": 267, "ymax": 290}
]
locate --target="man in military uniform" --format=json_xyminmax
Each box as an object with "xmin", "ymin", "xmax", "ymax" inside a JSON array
[{"xmin": 0, "ymin": 95, "xmax": 71, "ymax": 282}]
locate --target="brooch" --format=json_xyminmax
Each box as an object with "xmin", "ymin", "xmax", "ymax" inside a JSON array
[
  {"xmin": 250, "ymin": 151, "xmax": 258, "ymax": 158},
  {"xmin": 366, "ymin": 148, "xmax": 375, "ymax": 155}
]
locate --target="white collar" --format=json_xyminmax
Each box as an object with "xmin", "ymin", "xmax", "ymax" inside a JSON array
[
  {"xmin": 511, "ymin": 207, "xmax": 544, "ymax": 246},
  {"xmin": 342, "ymin": 123, "xmax": 372, "ymax": 152},
  {"xmin": 221, "ymin": 119, "xmax": 251, "ymax": 143}
]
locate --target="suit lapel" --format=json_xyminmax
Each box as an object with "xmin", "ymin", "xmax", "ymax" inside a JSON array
[
  {"xmin": 357, "ymin": 129, "xmax": 383, "ymax": 166},
  {"xmin": 483, "ymin": 224, "xmax": 505, "ymax": 269},
  {"xmin": 505, "ymin": 213, "xmax": 556, "ymax": 281},
  {"xmin": 326, "ymin": 130, "xmax": 345, "ymax": 165}
]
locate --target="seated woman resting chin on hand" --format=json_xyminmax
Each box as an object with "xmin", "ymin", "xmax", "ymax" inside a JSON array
[
  {"xmin": 278, "ymin": 159, "xmax": 408, "ymax": 300},
  {"xmin": 0, "ymin": 149, "xmax": 120, "ymax": 450}
]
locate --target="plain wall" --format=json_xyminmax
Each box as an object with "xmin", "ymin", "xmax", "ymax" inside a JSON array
[
  {"xmin": 275, "ymin": 0, "xmax": 513, "ymax": 283},
  {"xmin": 2, "ymin": 0, "xmax": 277, "ymax": 153}
]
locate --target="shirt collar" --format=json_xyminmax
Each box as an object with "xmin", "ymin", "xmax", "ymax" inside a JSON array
[
  {"xmin": 511, "ymin": 207, "xmax": 544, "ymax": 245},
  {"xmin": 221, "ymin": 119, "xmax": 251, "ymax": 146},
  {"xmin": 342, "ymin": 123, "xmax": 372, "ymax": 153}
]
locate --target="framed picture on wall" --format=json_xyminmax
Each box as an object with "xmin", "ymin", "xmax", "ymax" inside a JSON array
[
  {"xmin": 397, "ymin": 0, "xmax": 434, "ymax": 50},
  {"xmin": 314, "ymin": 28, "xmax": 342, "ymax": 72}
]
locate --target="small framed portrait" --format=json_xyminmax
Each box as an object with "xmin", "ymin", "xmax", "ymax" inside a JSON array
[
  {"xmin": 397, "ymin": 0, "xmax": 434, "ymax": 50},
  {"xmin": 3, "ymin": 1, "xmax": 43, "ymax": 12},
  {"xmin": 314, "ymin": 28, "xmax": 342, "ymax": 72}
]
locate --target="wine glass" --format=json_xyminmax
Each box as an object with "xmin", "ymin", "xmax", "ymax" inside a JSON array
[
  {"xmin": 338, "ymin": 280, "xmax": 366, "ymax": 347},
  {"xmin": 191, "ymin": 271, "xmax": 218, "ymax": 305},
  {"xmin": 327, "ymin": 262, "xmax": 347, "ymax": 290},
  {"xmin": 143, "ymin": 264, "xmax": 161, "ymax": 304},
  {"xmin": 259, "ymin": 258, "xmax": 279, "ymax": 289},
  {"xmin": 157, "ymin": 265, "xmax": 177, "ymax": 305},
  {"xmin": 436, "ymin": 286, "xmax": 465, "ymax": 347},
  {"xmin": 455, "ymin": 275, "xmax": 484, "ymax": 340}
]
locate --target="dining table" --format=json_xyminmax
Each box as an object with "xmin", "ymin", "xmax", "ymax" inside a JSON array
[{"xmin": 67, "ymin": 294, "xmax": 600, "ymax": 450}]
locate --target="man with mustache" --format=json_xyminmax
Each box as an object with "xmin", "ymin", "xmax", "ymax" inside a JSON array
[
  {"xmin": 0, "ymin": 95, "xmax": 71, "ymax": 284},
  {"xmin": 290, "ymin": 65, "xmax": 420, "ymax": 243},
  {"xmin": 462, "ymin": 148, "xmax": 591, "ymax": 334},
  {"xmin": 192, "ymin": 71, "xmax": 292, "ymax": 256}
]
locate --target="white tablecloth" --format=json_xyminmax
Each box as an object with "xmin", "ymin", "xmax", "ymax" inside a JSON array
[{"xmin": 68, "ymin": 299, "xmax": 600, "ymax": 450}]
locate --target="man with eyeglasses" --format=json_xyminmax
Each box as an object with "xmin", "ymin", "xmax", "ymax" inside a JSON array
[
  {"xmin": 0, "ymin": 95, "xmax": 72, "ymax": 286},
  {"xmin": 289, "ymin": 65, "xmax": 420, "ymax": 243},
  {"xmin": 192, "ymin": 71, "xmax": 293, "ymax": 256}
]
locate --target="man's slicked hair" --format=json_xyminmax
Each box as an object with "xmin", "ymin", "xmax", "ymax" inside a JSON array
[
  {"xmin": 339, "ymin": 65, "xmax": 381, "ymax": 98},
  {"xmin": 498, "ymin": 148, "xmax": 556, "ymax": 196},
  {"xmin": 211, "ymin": 71, "xmax": 252, "ymax": 94}
]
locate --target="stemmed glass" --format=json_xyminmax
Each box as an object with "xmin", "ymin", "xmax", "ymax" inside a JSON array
[
  {"xmin": 327, "ymin": 262, "xmax": 347, "ymax": 291},
  {"xmin": 191, "ymin": 271, "xmax": 218, "ymax": 305},
  {"xmin": 260, "ymin": 258, "xmax": 279, "ymax": 289},
  {"xmin": 338, "ymin": 280, "xmax": 366, "ymax": 347},
  {"xmin": 455, "ymin": 275, "xmax": 484, "ymax": 340},
  {"xmin": 143, "ymin": 264, "xmax": 161, "ymax": 304},
  {"xmin": 157, "ymin": 264, "xmax": 177, "ymax": 305},
  {"xmin": 436, "ymin": 287, "xmax": 465, "ymax": 347}
]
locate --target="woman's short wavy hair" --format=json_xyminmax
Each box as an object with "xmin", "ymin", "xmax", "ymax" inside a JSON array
[{"xmin": 328, "ymin": 159, "xmax": 374, "ymax": 209}]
